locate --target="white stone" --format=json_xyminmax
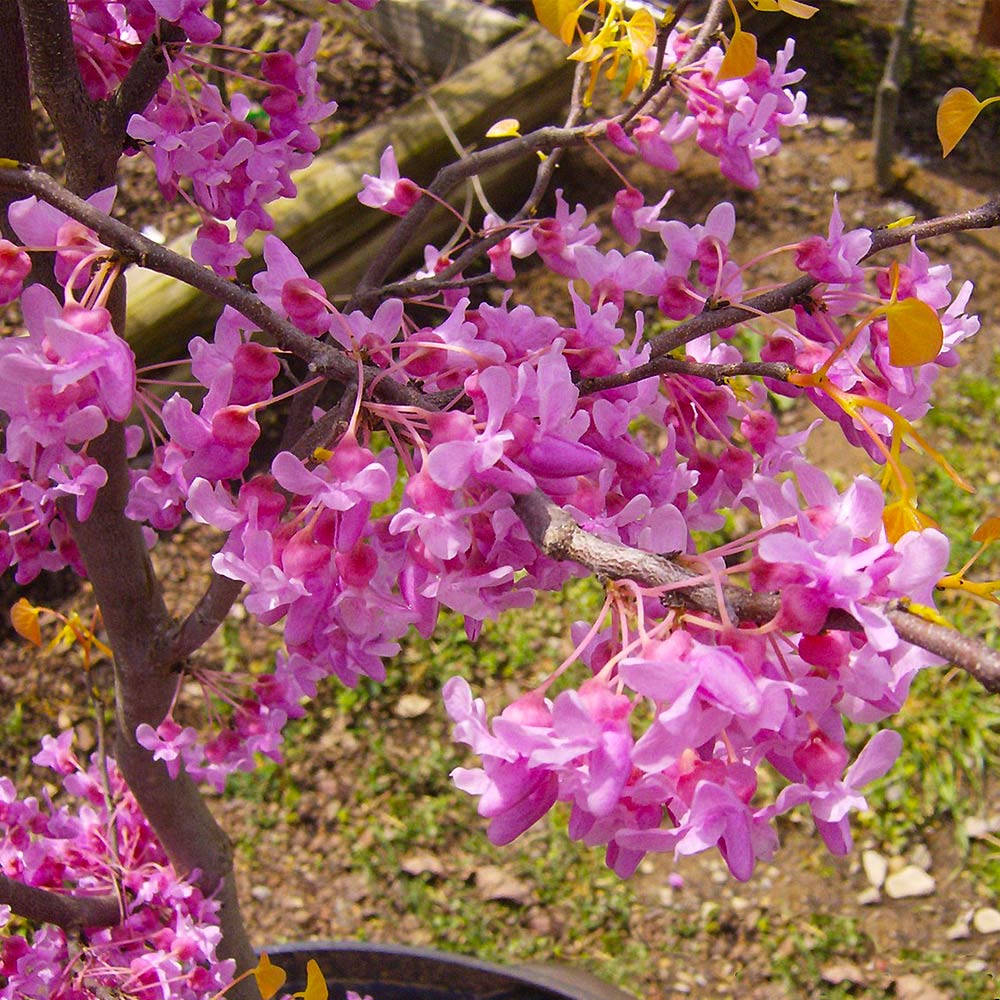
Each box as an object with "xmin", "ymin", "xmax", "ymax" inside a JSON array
[
  {"xmin": 884, "ymin": 865, "xmax": 936, "ymax": 899},
  {"xmin": 857, "ymin": 887, "xmax": 881, "ymax": 906},
  {"xmin": 910, "ymin": 844, "xmax": 932, "ymax": 871},
  {"xmin": 972, "ymin": 907, "xmax": 1000, "ymax": 934},
  {"xmin": 862, "ymin": 849, "xmax": 888, "ymax": 889}
]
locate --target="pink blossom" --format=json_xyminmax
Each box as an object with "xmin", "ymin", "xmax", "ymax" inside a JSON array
[{"xmin": 358, "ymin": 145, "xmax": 421, "ymax": 216}]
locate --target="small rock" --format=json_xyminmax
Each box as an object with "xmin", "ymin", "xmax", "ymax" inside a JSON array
[
  {"xmin": 894, "ymin": 974, "xmax": 949, "ymax": 1000},
  {"xmin": 962, "ymin": 814, "xmax": 1000, "ymax": 839},
  {"xmin": 830, "ymin": 176, "xmax": 852, "ymax": 194},
  {"xmin": 400, "ymin": 851, "xmax": 446, "ymax": 878},
  {"xmin": 820, "ymin": 116, "xmax": 851, "ymax": 134},
  {"xmin": 862, "ymin": 849, "xmax": 888, "ymax": 889},
  {"xmin": 821, "ymin": 962, "xmax": 866, "ymax": 986},
  {"xmin": 474, "ymin": 864, "xmax": 533, "ymax": 905},
  {"xmin": 250, "ymin": 885, "xmax": 272, "ymax": 901},
  {"xmin": 394, "ymin": 693, "xmax": 432, "ymax": 718},
  {"xmin": 965, "ymin": 959, "xmax": 987, "ymax": 973},
  {"xmin": 945, "ymin": 910, "xmax": 972, "ymax": 940},
  {"xmin": 857, "ymin": 886, "xmax": 881, "ymax": 906},
  {"xmin": 972, "ymin": 906, "xmax": 1000, "ymax": 934},
  {"xmin": 909, "ymin": 843, "xmax": 932, "ymax": 871},
  {"xmin": 884, "ymin": 865, "xmax": 936, "ymax": 899}
]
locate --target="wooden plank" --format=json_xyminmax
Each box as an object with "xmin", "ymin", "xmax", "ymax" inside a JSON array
[{"xmin": 125, "ymin": 25, "xmax": 572, "ymax": 365}]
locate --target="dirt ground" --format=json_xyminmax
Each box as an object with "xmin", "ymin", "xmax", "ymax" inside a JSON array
[{"xmin": 4, "ymin": 2, "xmax": 1000, "ymax": 999}]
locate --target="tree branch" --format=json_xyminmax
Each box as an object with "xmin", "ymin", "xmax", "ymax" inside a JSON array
[
  {"xmin": 0, "ymin": 875, "xmax": 122, "ymax": 931},
  {"xmin": 0, "ymin": 164, "xmax": 429, "ymax": 411},
  {"xmin": 514, "ymin": 490, "xmax": 1000, "ymax": 691},
  {"xmin": 106, "ymin": 21, "xmax": 186, "ymax": 145},
  {"xmin": 16, "ymin": 0, "xmax": 113, "ymax": 193},
  {"xmin": 637, "ymin": 194, "xmax": 1000, "ymax": 362}
]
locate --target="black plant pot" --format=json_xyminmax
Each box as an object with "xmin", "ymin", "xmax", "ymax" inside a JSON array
[{"xmin": 262, "ymin": 942, "xmax": 638, "ymax": 1000}]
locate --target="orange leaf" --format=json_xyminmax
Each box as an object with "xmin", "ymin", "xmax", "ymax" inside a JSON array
[
  {"xmin": 253, "ymin": 955, "xmax": 287, "ymax": 1000},
  {"xmin": 972, "ymin": 516, "xmax": 1000, "ymax": 543},
  {"xmin": 11, "ymin": 598, "xmax": 42, "ymax": 646},
  {"xmin": 937, "ymin": 87, "xmax": 986, "ymax": 157},
  {"xmin": 885, "ymin": 297, "xmax": 943, "ymax": 367},
  {"xmin": 883, "ymin": 499, "xmax": 936, "ymax": 544},
  {"xmin": 301, "ymin": 960, "xmax": 328, "ymax": 1000},
  {"xmin": 718, "ymin": 29, "xmax": 758, "ymax": 81}
]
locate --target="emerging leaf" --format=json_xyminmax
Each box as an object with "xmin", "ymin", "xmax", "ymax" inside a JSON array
[
  {"xmin": 886, "ymin": 214, "xmax": 916, "ymax": 229},
  {"xmin": 718, "ymin": 29, "xmax": 758, "ymax": 81},
  {"xmin": 486, "ymin": 118, "xmax": 521, "ymax": 138},
  {"xmin": 11, "ymin": 598, "xmax": 42, "ymax": 646},
  {"xmin": 972, "ymin": 516, "xmax": 1000, "ymax": 543},
  {"xmin": 885, "ymin": 297, "xmax": 943, "ymax": 367},
  {"xmin": 254, "ymin": 954, "xmax": 287, "ymax": 1000},
  {"xmin": 937, "ymin": 87, "xmax": 987, "ymax": 157}
]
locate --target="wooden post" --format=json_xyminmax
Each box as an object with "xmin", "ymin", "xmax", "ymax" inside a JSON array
[{"xmin": 979, "ymin": 0, "xmax": 1000, "ymax": 46}]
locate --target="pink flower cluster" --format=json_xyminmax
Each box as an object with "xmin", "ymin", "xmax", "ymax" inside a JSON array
[
  {"xmin": 0, "ymin": 734, "xmax": 233, "ymax": 1000},
  {"xmin": 604, "ymin": 32, "xmax": 807, "ymax": 190},
  {"xmin": 446, "ymin": 465, "xmax": 947, "ymax": 880}
]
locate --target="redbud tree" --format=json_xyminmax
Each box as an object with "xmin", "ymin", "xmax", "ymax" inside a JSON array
[{"xmin": 1, "ymin": 0, "xmax": 1000, "ymax": 997}]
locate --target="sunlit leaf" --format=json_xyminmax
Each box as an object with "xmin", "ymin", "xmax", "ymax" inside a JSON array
[
  {"xmin": 886, "ymin": 214, "xmax": 916, "ymax": 229},
  {"xmin": 747, "ymin": 0, "xmax": 818, "ymax": 16},
  {"xmin": 717, "ymin": 29, "xmax": 757, "ymax": 81},
  {"xmin": 486, "ymin": 118, "xmax": 521, "ymax": 138},
  {"xmin": 937, "ymin": 87, "xmax": 988, "ymax": 157},
  {"xmin": 532, "ymin": 0, "xmax": 580, "ymax": 40},
  {"xmin": 626, "ymin": 8, "xmax": 656, "ymax": 57},
  {"xmin": 972, "ymin": 516, "xmax": 1000, "ymax": 543},
  {"xmin": 11, "ymin": 598, "xmax": 42, "ymax": 646},
  {"xmin": 568, "ymin": 39, "xmax": 606, "ymax": 63},
  {"xmin": 254, "ymin": 955, "xmax": 287, "ymax": 1000},
  {"xmin": 885, "ymin": 297, "xmax": 943, "ymax": 367},
  {"xmin": 301, "ymin": 960, "xmax": 328, "ymax": 1000}
]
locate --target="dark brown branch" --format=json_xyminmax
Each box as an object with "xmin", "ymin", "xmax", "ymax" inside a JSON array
[
  {"xmin": 514, "ymin": 490, "xmax": 1000, "ymax": 691},
  {"xmin": 0, "ymin": 164, "xmax": 429, "ymax": 412},
  {"xmin": 108, "ymin": 22, "xmax": 187, "ymax": 143},
  {"xmin": 169, "ymin": 573, "xmax": 245, "ymax": 662},
  {"xmin": 16, "ymin": 0, "xmax": 111, "ymax": 193},
  {"xmin": 0, "ymin": 875, "xmax": 122, "ymax": 931},
  {"xmin": 579, "ymin": 358, "xmax": 793, "ymax": 394}
]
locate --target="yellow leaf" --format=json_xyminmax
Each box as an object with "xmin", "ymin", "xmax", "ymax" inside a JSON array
[
  {"xmin": 972, "ymin": 516, "xmax": 1000, "ymax": 543},
  {"xmin": 568, "ymin": 38, "xmax": 606, "ymax": 63},
  {"xmin": 885, "ymin": 297, "xmax": 943, "ymax": 367},
  {"xmin": 11, "ymin": 598, "xmax": 42, "ymax": 646},
  {"xmin": 717, "ymin": 29, "xmax": 758, "ymax": 81},
  {"xmin": 254, "ymin": 955, "xmax": 287, "ymax": 1000},
  {"xmin": 0, "ymin": 157, "xmax": 21, "ymax": 169},
  {"xmin": 886, "ymin": 215, "xmax": 916, "ymax": 229},
  {"xmin": 485, "ymin": 118, "xmax": 521, "ymax": 138},
  {"xmin": 883, "ymin": 499, "xmax": 936, "ymax": 544},
  {"xmin": 532, "ymin": 0, "xmax": 580, "ymax": 41},
  {"xmin": 937, "ymin": 87, "xmax": 987, "ymax": 157},
  {"xmin": 748, "ymin": 0, "xmax": 818, "ymax": 16},
  {"xmin": 626, "ymin": 8, "xmax": 656, "ymax": 57},
  {"xmin": 300, "ymin": 960, "xmax": 328, "ymax": 1000}
]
